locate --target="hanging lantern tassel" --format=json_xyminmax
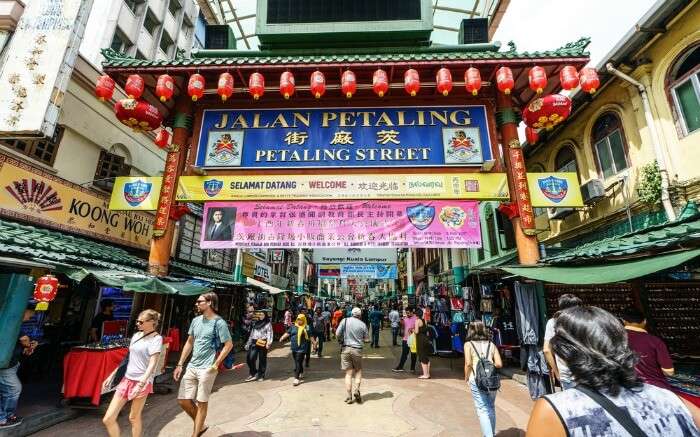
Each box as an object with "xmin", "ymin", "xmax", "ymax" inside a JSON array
[
  {"xmin": 279, "ymin": 71, "xmax": 295, "ymax": 99},
  {"xmin": 373, "ymin": 69, "xmax": 389, "ymax": 97},
  {"xmin": 465, "ymin": 67, "xmax": 482, "ymax": 96},
  {"xmin": 579, "ymin": 68, "xmax": 600, "ymax": 94},
  {"xmin": 154, "ymin": 127, "xmax": 171, "ymax": 149},
  {"xmin": 188, "ymin": 74, "xmax": 205, "ymax": 101},
  {"xmin": 436, "ymin": 67, "xmax": 452, "ymax": 96},
  {"xmin": 310, "ymin": 71, "xmax": 326, "ymax": 99},
  {"xmin": 249, "ymin": 72, "xmax": 265, "ymax": 100},
  {"xmin": 95, "ymin": 75, "xmax": 115, "ymax": 101},
  {"xmin": 528, "ymin": 66, "xmax": 547, "ymax": 95},
  {"xmin": 559, "ymin": 66, "xmax": 579, "ymax": 91},
  {"xmin": 341, "ymin": 70, "xmax": 357, "ymax": 99},
  {"xmin": 525, "ymin": 127, "xmax": 539, "ymax": 145},
  {"xmin": 155, "ymin": 74, "xmax": 174, "ymax": 102},
  {"xmin": 496, "ymin": 67, "xmax": 514, "ymax": 95},
  {"xmin": 217, "ymin": 72, "xmax": 234, "ymax": 101},
  {"xmin": 125, "ymin": 74, "xmax": 144, "ymax": 99},
  {"xmin": 404, "ymin": 69, "xmax": 420, "ymax": 96}
]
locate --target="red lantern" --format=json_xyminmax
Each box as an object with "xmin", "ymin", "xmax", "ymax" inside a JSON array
[
  {"xmin": 465, "ymin": 67, "xmax": 482, "ymax": 96},
  {"xmin": 217, "ymin": 72, "xmax": 234, "ymax": 101},
  {"xmin": 155, "ymin": 74, "xmax": 174, "ymax": 102},
  {"xmin": 249, "ymin": 72, "xmax": 265, "ymax": 100},
  {"xmin": 579, "ymin": 67, "xmax": 600, "ymax": 94},
  {"xmin": 154, "ymin": 128, "xmax": 171, "ymax": 149},
  {"xmin": 522, "ymin": 94, "xmax": 573, "ymax": 131},
  {"xmin": 528, "ymin": 66, "xmax": 547, "ymax": 95},
  {"xmin": 310, "ymin": 70, "xmax": 326, "ymax": 98},
  {"xmin": 114, "ymin": 98, "xmax": 163, "ymax": 132},
  {"xmin": 279, "ymin": 71, "xmax": 295, "ymax": 99},
  {"xmin": 341, "ymin": 70, "xmax": 357, "ymax": 99},
  {"xmin": 559, "ymin": 66, "xmax": 579, "ymax": 91},
  {"xmin": 169, "ymin": 204, "xmax": 190, "ymax": 221},
  {"xmin": 372, "ymin": 69, "xmax": 389, "ymax": 97},
  {"xmin": 496, "ymin": 67, "xmax": 514, "ymax": 95},
  {"xmin": 404, "ymin": 68, "xmax": 420, "ymax": 96},
  {"xmin": 188, "ymin": 74, "xmax": 205, "ymax": 101},
  {"xmin": 125, "ymin": 74, "xmax": 144, "ymax": 99},
  {"xmin": 34, "ymin": 274, "xmax": 59, "ymax": 303},
  {"xmin": 95, "ymin": 75, "xmax": 115, "ymax": 101},
  {"xmin": 436, "ymin": 67, "xmax": 452, "ymax": 96},
  {"xmin": 525, "ymin": 127, "xmax": 539, "ymax": 145}
]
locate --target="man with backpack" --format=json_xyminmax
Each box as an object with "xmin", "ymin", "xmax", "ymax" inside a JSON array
[
  {"xmin": 464, "ymin": 320, "xmax": 503, "ymax": 437},
  {"xmin": 174, "ymin": 292, "xmax": 233, "ymax": 437}
]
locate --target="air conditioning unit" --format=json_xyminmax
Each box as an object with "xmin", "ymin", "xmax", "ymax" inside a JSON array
[
  {"xmin": 547, "ymin": 207, "xmax": 575, "ymax": 220},
  {"xmin": 581, "ymin": 179, "xmax": 605, "ymax": 205},
  {"xmin": 458, "ymin": 18, "xmax": 489, "ymax": 44},
  {"xmin": 205, "ymin": 25, "xmax": 236, "ymax": 50}
]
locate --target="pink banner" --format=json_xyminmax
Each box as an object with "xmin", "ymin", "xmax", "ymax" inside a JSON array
[{"xmin": 200, "ymin": 200, "xmax": 481, "ymax": 249}]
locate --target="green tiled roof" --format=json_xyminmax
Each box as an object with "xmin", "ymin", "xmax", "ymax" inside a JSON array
[
  {"xmin": 102, "ymin": 38, "xmax": 590, "ymax": 69},
  {"xmin": 542, "ymin": 213, "xmax": 700, "ymax": 265},
  {"xmin": 170, "ymin": 260, "xmax": 240, "ymax": 286},
  {"xmin": 0, "ymin": 219, "xmax": 147, "ymax": 271}
]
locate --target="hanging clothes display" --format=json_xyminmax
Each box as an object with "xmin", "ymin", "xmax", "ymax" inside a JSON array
[{"xmin": 514, "ymin": 282, "xmax": 540, "ymax": 345}]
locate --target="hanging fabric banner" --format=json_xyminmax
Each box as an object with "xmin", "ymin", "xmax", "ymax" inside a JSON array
[{"xmin": 200, "ymin": 200, "xmax": 481, "ymax": 249}]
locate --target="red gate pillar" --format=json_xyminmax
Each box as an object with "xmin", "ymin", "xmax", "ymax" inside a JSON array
[
  {"xmin": 148, "ymin": 95, "xmax": 193, "ymax": 276},
  {"xmin": 496, "ymin": 92, "xmax": 540, "ymax": 265}
]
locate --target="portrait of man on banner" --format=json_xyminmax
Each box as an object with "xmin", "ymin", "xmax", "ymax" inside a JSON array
[{"xmin": 203, "ymin": 207, "xmax": 235, "ymax": 241}]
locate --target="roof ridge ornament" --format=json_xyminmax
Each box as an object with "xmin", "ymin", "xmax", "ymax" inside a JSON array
[
  {"xmin": 556, "ymin": 37, "xmax": 591, "ymax": 55},
  {"xmin": 506, "ymin": 41, "xmax": 517, "ymax": 53},
  {"xmin": 100, "ymin": 47, "xmax": 133, "ymax": 62}
]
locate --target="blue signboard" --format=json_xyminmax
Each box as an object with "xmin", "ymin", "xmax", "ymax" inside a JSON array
[{"xmin": 195, "ymin": 106, "xmax": 492, "ymax": 169}]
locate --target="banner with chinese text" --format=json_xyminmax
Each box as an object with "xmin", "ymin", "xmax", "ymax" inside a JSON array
[{"xmin": 200, "ymin": 200, "xmax": 481, "ymax": 249}]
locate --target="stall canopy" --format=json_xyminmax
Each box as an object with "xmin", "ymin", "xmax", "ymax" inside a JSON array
[
  {"xmin": 122, "ymin": 278, "xmax": 212, "ymax": 295},
  {"xmin": 246, "ymin": 277, "xmax": 286, "ymax": 294},
  {"xmin": 503, "ymin": 247, "xmax": 700, "ymax": 285}
]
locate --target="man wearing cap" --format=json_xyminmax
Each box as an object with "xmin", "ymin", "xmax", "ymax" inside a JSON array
[{"xmin": 335, "ymin": 307, "xmax": 368, "ymax": 404}]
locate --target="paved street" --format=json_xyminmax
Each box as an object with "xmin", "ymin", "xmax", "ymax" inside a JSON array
[{"xmin": 35, "ymin": 331, "xmax": 533, "ymax": 436}]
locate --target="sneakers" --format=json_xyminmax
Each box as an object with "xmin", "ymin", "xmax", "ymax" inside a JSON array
[
  {"xmin": 354, "ymin": 390, "xmax": 362, "ymax": 404},
  {"xmin": 345, "ymin": 394, "xmax": 354, "ymax": 404},
  {"xmin": 0, "ymin": 415, "xmax": 23, "ymax": 429},
  {"xmin": 244, "ymin": 375, "xmax": 257, "ymax": 382},
  {"xmin": 392, "ymin": 368, "xmax": 404, "ymax": 373},
  {"xmin": 293, "ymin": 378, "xmax": 300, "ymax": 386},
  {"xmin": 257, "ymin": 376, "xmax": 265, "ymax": 382}
]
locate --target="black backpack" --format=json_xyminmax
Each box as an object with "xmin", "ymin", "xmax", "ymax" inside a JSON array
[{"xmin": 471, "ymin": 342, "xmax": 500, "ymax": 392}]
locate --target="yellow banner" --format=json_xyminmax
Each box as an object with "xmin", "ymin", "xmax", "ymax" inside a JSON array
[
  {"xmin": 0, "ymin": 155, "xmax": 153, "ymax": 249},
  {"xmin": 527, "ymin": 173, "xmax": 583, "ymax": 208},
  {"xmin": 176, "ymin": 173, "xmax": 509, "ymax": 201},
  {"xmin": 109, "ymin": 177, "xmax": 162, "ymax": 211}
]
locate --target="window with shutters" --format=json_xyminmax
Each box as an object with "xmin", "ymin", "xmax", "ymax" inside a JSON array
[
  {"xmin": 668, "ymin": 44, "xmax": 700, "ymax": 136},
  {"xmin": 592, "ymin": 112, "xmax": 629, "ymax": 179},
  {"xmin": 1, "ymin": 126, "xmax": 63, "ymax": 166},
  {"xmin": 94, "ymin": 150, "xmax": 131, "ymax": 191}
]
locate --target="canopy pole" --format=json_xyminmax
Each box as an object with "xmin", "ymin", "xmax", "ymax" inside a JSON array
[
  {"xmin": 406, "ymin": 249, "xmax": 414, "ymax": 295},
  {"xmin": 496, "ymin": 92, "xmax": 540, "ymax": 265},
  {"xmin": 296, "ymin": 248, "xmax": 304, "ymax": 294}
]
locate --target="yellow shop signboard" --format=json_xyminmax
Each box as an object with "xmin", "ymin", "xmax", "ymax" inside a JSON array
[
  {"xmin": 109, "ymin": 177, "xmax": 162, "ymax": 211},
  {"xmin": 527, "ymin": 172, "xmax": 583, "ymax": 208}
]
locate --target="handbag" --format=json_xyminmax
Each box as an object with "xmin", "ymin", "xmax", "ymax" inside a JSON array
[
  {"xmin": 575, "ymin": 386, "xmax": 647, "ymax": 437},
  {"xmin": 255, "ymin": 338, "xmax": 268, "ymax": 348},
  {"xmin": 212, "ymin": 318, "xmax": 236, "ymax": 371},
  {"xmin": 108, "ymin": 331, "xmax": 155, "ymax": 390},
  {"xmin": 408, "ymin": 333, "xmax": 417, "ymax": 353}
]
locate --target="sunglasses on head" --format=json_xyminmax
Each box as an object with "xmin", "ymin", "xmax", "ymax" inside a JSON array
[{"xmin": 136, "ymin": 319, "xmax": 151, "ymax": 325}]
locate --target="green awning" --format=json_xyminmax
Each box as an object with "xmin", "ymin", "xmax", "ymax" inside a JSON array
[
  {"xmin": 122, "ymin": 278, "xmax": 212, "ymax": 295},
  {"xmin": 60, "ymin": 267, "xmax": 149, "ymax": 287},
  {"xmin": 502, "ymin": 248, "xmax": 700, "ymax": 284}
]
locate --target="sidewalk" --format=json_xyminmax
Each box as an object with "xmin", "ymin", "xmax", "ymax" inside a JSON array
[{"xmin": 31, "ymin": 329, "xmax": 534, "ymax": 436}]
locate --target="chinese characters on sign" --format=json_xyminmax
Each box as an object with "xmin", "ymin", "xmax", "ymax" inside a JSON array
[
  {"xmin": 508, "ymin": 148, "xmax": 536, "ymax": 233},
  {"xmin": 153, "ymin": 149, "xmax": 180, "ymax": 236},
  {"xmin": 199, "ymin": 200, "xmax": 481, "ymax": 249}
]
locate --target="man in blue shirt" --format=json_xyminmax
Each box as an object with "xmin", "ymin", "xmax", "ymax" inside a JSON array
[{"xmin": 369, "ymin": 305, "xmax": 384, "ymax": 348}]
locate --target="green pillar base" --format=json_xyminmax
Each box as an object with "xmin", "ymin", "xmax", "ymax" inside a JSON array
[
  {"xmin": 296, "ymin": 284, "xmax": 304, "ymax": 294},
  {"xmin": 407, "ymin": 285, "xmax": 415, "ymax": 296},
  {"xmin": 234, "ymin": 265, "xmax": 243, "ymax": 283}
]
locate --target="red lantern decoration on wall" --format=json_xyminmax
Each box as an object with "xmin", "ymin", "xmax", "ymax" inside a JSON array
[
  {"xmin": 95, "ymin": 75, "xmax": 115, "ymax": 101},
  {"xmin": 579, "ymin": 67, "xmax": 600, "ymax": 94},
  {"xmin": 125, "ymin": 74, "xmax": 144, "ymax": 99},
  {"xmin": 217, "ymin": 72, "xmax": 234, "ymax": 101},
  {"xmin": 169, "ymin": 204, "xmax": 190, "ymax": 221},
  {"xmin": 114, "ymin": 99, "xmax": 163, "ymax": 132},
  {"xmin": 155, "ymin": 74, "xmax": 174, "ymax": 102},
  {"xmin": 34, "ymin": 274, "xmax": 59, "ymax": 303},
  {"xmin": 279, "ymin": 71, "xmax": 295, "ymax": 99},
  {"xmin": 310, "ymin": 70, "xmax": 326, "ymax": 98},
  {"xmin": 465, "ymin": 67, "xmax": 482, "ymax": 96},
  {"xmin": 404, "ymin": 68, "xmax": 420, "ymax": 96},
  {"xmin": 522, "ymin": 94, "xmax": 573, "ymax": 131},
  {"xmin": 154, "ymin": 128, "xmax": 171, "ymax": 149},
  {"xmin": 188, "ymin": 74, "xmax": 205, "ymax": 101},
  {"xmin": 525, "ymin": 127, "xmax": 539, "ymax": 145},
  {"xmin": 341, "ymin": 70, "xmax": 357, "ymax": 99},
  {"xmin": 559, "ymin": 66, "xmax": 579, "ymax": 91},
  {"xmin": 496, "ymin": 67, "xmax": 514, "ymax": 95},
  {"xmin": 249, "ymin": 72, "xmax": 265, "ymax": 100},
  {"xmin": 372, "ymin": 69, "xmax": 389, "ymax": 97},
  {"xmin": 528, "ymin": 66, "xmax": 547, "ymax": 95},
  {"xmin": 436, "ymin": 67, "xmax": 452, "ymax": 96}
]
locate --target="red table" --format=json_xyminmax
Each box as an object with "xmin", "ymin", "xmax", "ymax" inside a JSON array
[{"xmin": 63, "ymin": 347, "xmax": 127, "ymax": 405}]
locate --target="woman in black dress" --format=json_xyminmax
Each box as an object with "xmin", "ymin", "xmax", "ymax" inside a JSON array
[{"xmin": 415, "ymin": 308, "xmax": 431, "ymax": 379}]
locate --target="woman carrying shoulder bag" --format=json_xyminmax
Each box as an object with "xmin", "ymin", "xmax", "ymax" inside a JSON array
[
  {"xmin": 464, "ymin": 320, "xmax": 503, "ymax": 437},
  {"xmin": 244, "ymin": 309, "xmax": 273, "ymax": 382},
  {"xmin": 102, "ymin": 310, "xmax": 163, "ymax": 437}
]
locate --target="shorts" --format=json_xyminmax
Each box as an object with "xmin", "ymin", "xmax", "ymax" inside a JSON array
[
  {"xmin": 178, "ymin": 367, "xmax": 218, "ymax": 403},
  {"xmin": 340, "ymin": 347, "xmax": 363, "ymax": 370},
  {"xmin": 115, "ymin": 377, "xmax": 153, "ymax": 401}
]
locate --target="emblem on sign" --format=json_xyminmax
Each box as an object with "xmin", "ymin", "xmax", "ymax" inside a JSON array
[
  {"xmin": 123, "ymin": 179, "xmax": 152, "ymax": 207},
  {"xmin": 406, "ymin": 204, "xmax": 435, "ymax": 230},
  {"xmin": 203, "ymin": 179, "xmax": 224, "ymax": 197},
  {"xmin": 538, "ymin": 176, "xmax": 568, "ymax": 203},
  {"xmin": 206, "ymin": 131, "xmax": 242, "ymax": 166},
  {"xmin": 443, "ymin": 127, "xmax": 483, "ymax": 164},
  {"xmin": 438, "ymin": 206, "xmax": 467, "ymax": 229}
]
